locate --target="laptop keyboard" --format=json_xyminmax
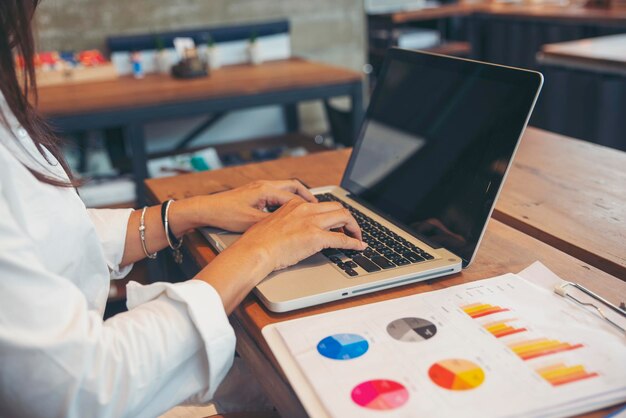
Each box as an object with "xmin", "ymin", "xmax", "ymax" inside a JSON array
[{"xmin": 316, "ymin": 193, "xmax": 434, "ymax": 277}]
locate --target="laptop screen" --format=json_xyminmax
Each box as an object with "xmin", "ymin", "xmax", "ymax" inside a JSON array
[{"xmin": 342, "ymin": 49, "xmax": 542, "ymax": 266}]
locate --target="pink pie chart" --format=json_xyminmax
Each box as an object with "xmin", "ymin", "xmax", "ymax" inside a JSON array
[{"xmin": 351, "ymin": 379, "xmax": 409, "ymax": 410}]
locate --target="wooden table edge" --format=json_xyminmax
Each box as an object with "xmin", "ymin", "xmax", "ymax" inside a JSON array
[{"xmin": 492, "ymin": 208, "xmax": 625, "ymax": 280}]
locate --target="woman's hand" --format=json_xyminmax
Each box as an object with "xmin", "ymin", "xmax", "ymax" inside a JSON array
[
  {"xmin": 232, "ymin": 198, "xmax": 366, "ymax": 272},
  {"xmin": 170, "ymin": 180, "xmax": 317, "ymax": 235},
  {"xmin": 193, "ymin": 198, "xmax": 366, "ymax": 313}
]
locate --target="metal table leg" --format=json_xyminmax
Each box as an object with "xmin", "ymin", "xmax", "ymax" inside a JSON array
[{"xmin": 125, "ymin": 123, "xmax": 149, "ymax": 206}]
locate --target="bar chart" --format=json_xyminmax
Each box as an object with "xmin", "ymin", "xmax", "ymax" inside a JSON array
[
  {"xmin": 461, "ymin": 302, "xmax": 510, "ymax": 318},
  {"xmin": 482, "ymin": 319, "xmax": 527, "ymax": 338},
  {"xmin": 508, "ymin": 338, "xmax": 584, "ymax": 361},
  {"xmin": 536, "ymin": 363, "xmax": 599, "ymax": 386}
]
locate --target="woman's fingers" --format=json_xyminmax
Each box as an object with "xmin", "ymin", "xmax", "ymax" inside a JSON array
[
  {"xmin": 319, "ymin": 230, "xmax": 367, "ymax": 251},
  {"xmin": 263, "ymin": 188, "xmax": 306, "ymax": 207},
  {"xmin": 275, "ymin": 180, "xmax": 317, "ymax": 203},
  {"xmin": 312, "ymin": 208, "xmax": 363, "ymax": 241}
]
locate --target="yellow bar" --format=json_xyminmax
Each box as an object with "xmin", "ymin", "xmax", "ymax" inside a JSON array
[
  {"xmin": 511, "ymin": 339, "xmax": 561, "ymax": 355},
  {"xmin": 518, "ymin": 343, "xmax": 571, "ymax": 358},
  {"xmin": 508, "ymin": 338, "xmax": 550, "ymax": 349},
  {"xmin": 541, "ymin": 365, "xmax": 585, "ymax": 380},
  {"xmin": 463, "ymin": 304, "xmax": 493, "ymax": 314},
  {"xmin": 549, "ymin": 370, "xmax": 596, "ymax": 385},
  {"xmin": 486, "ymin": 323, "xmax": 509, "ymax": 332},
  {"xmin": 483, "ymin": 318, "xmax": 517, "ymax": 327},
  {"xmin": 536, "ymin": 363, "xmax": 567, "ymax": 374},
  {"xmin": 461, "ymin": 302, "xmax": 484, "ymax": 310}
]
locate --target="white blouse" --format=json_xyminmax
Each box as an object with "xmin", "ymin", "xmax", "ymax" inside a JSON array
[{"xmin": 0, "ymin": 97, "xmax": 236, "ymax": 418}]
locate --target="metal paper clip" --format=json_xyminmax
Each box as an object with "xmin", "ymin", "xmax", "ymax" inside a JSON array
[{"xmin": 554, "ymin": 282, "xmax": 626, "ymax": 336}]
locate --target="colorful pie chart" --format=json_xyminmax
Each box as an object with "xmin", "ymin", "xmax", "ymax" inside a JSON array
[
  {"xmin": 351, "ymin": 379, "xmax": 409, "ymax": 410},
  {"xmin": 317, "ymin": 333, "xmax": 369, "ymax": 360},
  {"xmin": 428, "ymin": 359, "xmax": 485, "ymax": 390},
  {"xmin": 387, "ymin": 317, "xmax": 437, "ymax": 342}
]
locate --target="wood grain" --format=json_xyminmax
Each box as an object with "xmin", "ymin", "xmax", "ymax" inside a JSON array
[
  {"xmin": 146, "ymin": 127, "xmax": 626, "ymax": 280},
  {"xmin": 378, "ymin": 2, "xmax": 626, "ymax": 24},
  {"xmin": 494, "ymin": 128, "xmax": 626, "ymax": 280},
  {"xmin": 144, "ymin": 129, "xmax": 626, "ymax": 418},
  {"xmin": 35, "ymin": 58, "xmax": 361, "ymax": 117},
  {"xmin": 539, "ymin": 34, "xmax": 626, "ymax": 75}
]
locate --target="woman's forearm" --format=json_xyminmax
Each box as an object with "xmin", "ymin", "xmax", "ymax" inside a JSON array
[
  {"xmin": 192, "ymin": 243, "xmax": 272, "ymax": 314},
  {"xmin": 120, "ymin": 198, "xmax": 204, "ymax": 267}
]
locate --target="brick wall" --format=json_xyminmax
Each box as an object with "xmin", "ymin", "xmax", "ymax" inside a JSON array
[
  {"xmin": 34, "ymin": 0, "xmax": 365, "ymax": 71},
  {"xmin": 34, "ymin": 0, "xmax": 366, "ymax": 135}
]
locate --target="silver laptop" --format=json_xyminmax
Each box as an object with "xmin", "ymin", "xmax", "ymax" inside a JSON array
[{"xmin": 202, "ymin": 49, "xmax": 543, "ymax": 312}]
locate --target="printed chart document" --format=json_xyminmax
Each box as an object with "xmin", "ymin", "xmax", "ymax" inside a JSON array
[{"xmin": 263, "ymin": 263, "xmax": 626, "ymax": 418}]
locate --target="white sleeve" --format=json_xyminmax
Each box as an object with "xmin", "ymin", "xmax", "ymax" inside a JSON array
[
  {"xmin": 0, "ymin": 190, "xmax": 236, "ymax": 418},
  {"xmin": 87, "ymin": 208, "xmax": 134, "ymax": 279}
]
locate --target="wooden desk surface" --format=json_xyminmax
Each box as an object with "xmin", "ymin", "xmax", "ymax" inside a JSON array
[
  {"xmin": 145, "ymin": 137, "xmax": 626, "ymax": 417},
  {"xmin": 539, "ymin": 34, "xmax": 626, "ymax": 75},
  {"xmin": 493, "ymin": 128, "xmax": 626, "ymax": 280},
  {"xmin": 373, "ymin": 2, "xmax": 626, "ymax": 24},
  {"xmin": 35, "ymin": 58, "xmax": 362, "ymax": 117},
  {"xmin": 146, "ymin": 126, "xmax": 626, "ymax": 280}
]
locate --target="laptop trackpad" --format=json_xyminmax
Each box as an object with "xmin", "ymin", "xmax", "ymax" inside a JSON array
[{"xmin": 219, "ymin": 232, "xmax": 241, "ymax": 247}]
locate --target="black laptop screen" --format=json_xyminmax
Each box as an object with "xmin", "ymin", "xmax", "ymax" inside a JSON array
[{"xmin": 342, "ymin": 49, "xmax": 542, "ymax": 265}]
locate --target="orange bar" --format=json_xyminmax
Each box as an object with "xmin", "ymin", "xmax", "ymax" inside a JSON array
[
  {"xmin": 520, "ymin": 343, "xmax": 584, "ymax": 360},
  {"xmin": 486, "ymin": 323, "xmax": 510, "ymax": 333},
  {"xmin": 461, "ymin": 302, "xmax": 484, "ymax": 310},
  {"xmin": 536, "ymin": 363, "xmax": 567, "ymax": 374},
  {"xmin": 483, "ymin": 318, "xmax": 518, "ymax": 327},
  {"xmin": 471, "ymin": 307, "xmax": 510, "ymax": 318},
  {"xmin": 509, "ymin": 338, "xmax": 559, "ymax": 351},
  {"xmin": 492, "ymin": 328, "xmax": 526, "ymax": 338},
  {"xmin": 550, "ymin": 372, "xmax": 599, "ymax": 386}
]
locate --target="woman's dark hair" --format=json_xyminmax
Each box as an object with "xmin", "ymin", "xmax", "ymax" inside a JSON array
[{"xmin": 0, "ymin": 0, "xmax": 78, "ymax": 187}]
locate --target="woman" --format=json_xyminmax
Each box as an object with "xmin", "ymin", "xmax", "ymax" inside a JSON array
[{"xmin": 0, "ymin": 1, "xmax": 365, "ymax": 417}]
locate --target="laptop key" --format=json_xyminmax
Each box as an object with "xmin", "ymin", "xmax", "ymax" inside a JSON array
[
  {"xmin": 371, "ymin": 256, "xmax": 395, "ymax": 269},
  {"xmin": 396, "ymin": 258, "xmax": 410, "ymax": 266},
  {"xmin": 322, "ymin": 248, "xmax": 342, "ymax": 257},
  {"xmin": 363, "ymin": 248, "xmax": 376, "ymax": 257},
  {"xmin": 345, "ymin": 268, "xmax": 359, "ymax": 277},
  {"xmin": 403, "ymin": 252, "xmax": 425, "ymax": 263},
  {"xmin": 352, "ymin": 255, "xmax": 381, "ymax": 272},
  {"xmin": 345, "ymin": 261, "xmax": 358, "ymax": 269},
  {"xmin": 387, "ymin": 253, "xmax": 403, "ymax": 262},
  {"xmin": 421, "ymin": 253, "xmax": 434, "ymax": 260}
]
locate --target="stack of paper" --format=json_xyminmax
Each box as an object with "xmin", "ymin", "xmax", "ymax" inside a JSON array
[{"xmin": 264, "ymin": 263, "xmax": 626, "ymax": 417}]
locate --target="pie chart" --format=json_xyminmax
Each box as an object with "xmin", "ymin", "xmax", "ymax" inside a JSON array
[
  {"xmin": 387, "ymin": 317, "xmax": 437, "ymax": 342},
  {"xmin": 317, "ymin": 333, "xmax": 369, "ymax": 360},
  {"xmin": 351, "ymin": 379, "xmax": 409, "ymax": 410},
  {"xmin": 428, "ymin": 359, "xmax": 485, "ymax": 390}
]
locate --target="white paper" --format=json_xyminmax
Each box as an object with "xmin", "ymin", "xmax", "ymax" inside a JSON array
[{"xmin": 271, "ymin": 264, "xmax": 626, "ymax": 418}]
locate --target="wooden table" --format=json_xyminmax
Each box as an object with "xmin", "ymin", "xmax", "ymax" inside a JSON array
[
  {"xmin": 371, "ymin": 2, "xmax": 626, "ymax": 25},
  {"xmin": 538, "ymin": 34, "xmax": 626, "ymax": 76},
  {"xmin": 145, "ymin": 127, "xmax": 626, "ymax": 417},
  {"xmin": 493, "ymin": 128, "xmax": 626, "ymax": 280},
  {"xmin": 37, "ymin": 58, "xmax": 363, "ymax": 203}
]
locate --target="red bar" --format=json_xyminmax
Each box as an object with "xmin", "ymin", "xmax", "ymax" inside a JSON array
[
  {"xmin": 551, "ymin": 372, "xmax": 599, "ymax": 386},
  {"xmin": 471, "ymin": 307, "xmax": 510, "ymax": 318},
  {"xmin": 493, "ymin": 328, "xmax": 527, "ymax": 338},
  {"xmin": 521, "ymin": 343, "xmax": 584, "ymax": 360}
]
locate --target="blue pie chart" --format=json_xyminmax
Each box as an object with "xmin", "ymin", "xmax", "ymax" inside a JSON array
[{"xmin": 317, "ymin": 333, "xmax": 369, "ymax": 360}]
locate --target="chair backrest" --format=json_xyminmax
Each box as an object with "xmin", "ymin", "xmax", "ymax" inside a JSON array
[{"xmin": 106, "ymin": 20, "xmax": 290, "ymax": 53}]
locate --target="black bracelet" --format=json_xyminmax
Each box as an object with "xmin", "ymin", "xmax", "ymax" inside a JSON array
[{"xmin": 160, "ymin": 200, "xmax": 181, "ymax": 248}]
